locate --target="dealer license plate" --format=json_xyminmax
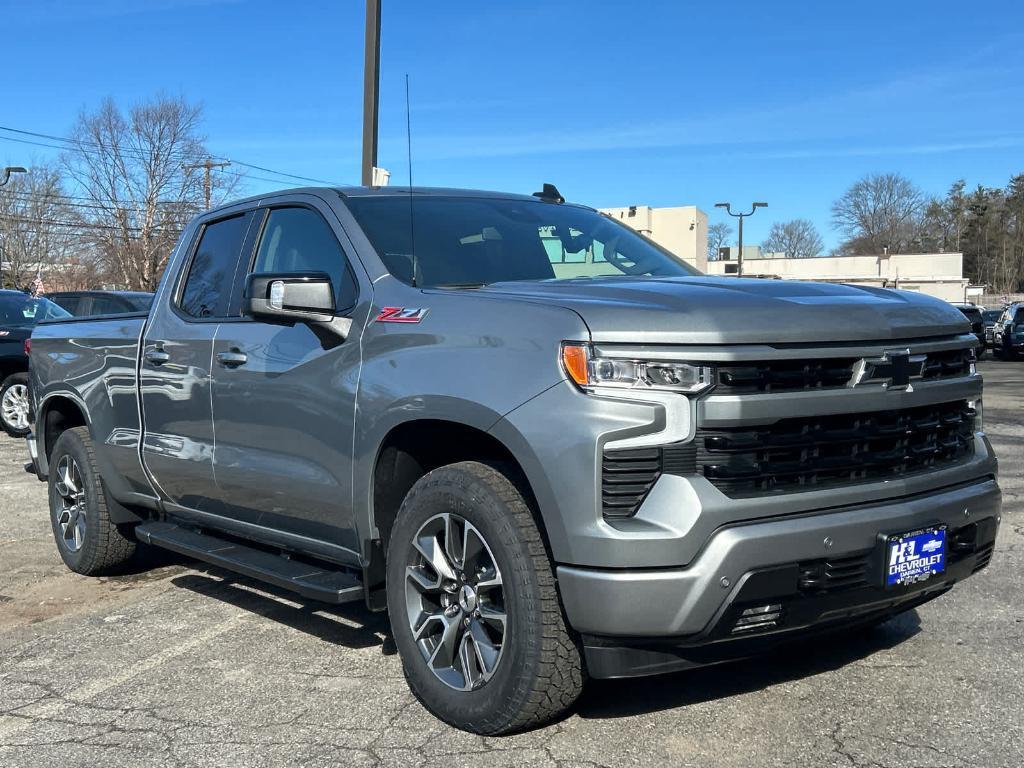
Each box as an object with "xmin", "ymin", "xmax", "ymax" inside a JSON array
[{"xmin": 885, "ymin": 526, "xmax": 947, "ymax": 588}]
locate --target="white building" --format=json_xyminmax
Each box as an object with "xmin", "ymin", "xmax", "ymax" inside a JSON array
[
  {"xmin": 600, "ymin": 205, "xmax": 708, "ymax": 272},
  {"xmin": 706, "ymin": 252, "xmax": 969, "ymax": 303}
]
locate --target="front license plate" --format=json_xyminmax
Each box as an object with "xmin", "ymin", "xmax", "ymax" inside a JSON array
[{"xmin": 885, "ymin": 526, "xmax": 947, "ymax": 588}]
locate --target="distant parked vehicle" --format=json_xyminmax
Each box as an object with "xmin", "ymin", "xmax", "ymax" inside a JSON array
[
  {"xmin": 993, "ymin": 302, "xmax": 1024, "ymax": 360},
  {"xmin": 951, "ymin": 303, "xmax": 986, "ymax": 358},
  {"xmin": 46, "ymin": 290, "xmax": 154, "ymax": 317},
  {"xmin": 982, "ymin": 309, "xmax": 1002, "ymax": 347},
  {"xmin": 0, "ymin": 290, "xmax": 71, "ymax": 436}
]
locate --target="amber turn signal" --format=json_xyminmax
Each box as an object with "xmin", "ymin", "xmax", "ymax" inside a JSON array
[{"xmin": 561, "ymin": 343, "xmax": 590, "ymax": 387}]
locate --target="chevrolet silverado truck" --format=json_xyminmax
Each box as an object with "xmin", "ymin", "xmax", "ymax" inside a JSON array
[{"xmin": 27, "ymin": 186, "xmax": 1001, "ymax": 734}]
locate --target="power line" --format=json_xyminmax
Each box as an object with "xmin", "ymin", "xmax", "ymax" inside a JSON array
[
  {"xmin": 0, "ymin": 124, "xmax": 350, "ymax": 187},
  {"xmin": 2, "ymin": 190, "xmax": 192, "ymax": 214},
  {"xmin": 0, "ymin": 213, "xmax": 182, "ymax": 234}
]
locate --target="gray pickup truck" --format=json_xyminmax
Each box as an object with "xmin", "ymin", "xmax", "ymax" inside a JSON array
[{"xmin": 27, "ymin": 186, "xmax": 1000, "ymax": 734}]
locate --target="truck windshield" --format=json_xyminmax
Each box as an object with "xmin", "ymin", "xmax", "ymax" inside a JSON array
[
  {"xmin": 345, "ymin": 195, "xmax": 702, "ymax": 287},
  {"xmin": 0, "ymin": 295, "xmax": 71, "ymax": 327}
]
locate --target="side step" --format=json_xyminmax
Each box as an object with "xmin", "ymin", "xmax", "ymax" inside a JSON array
[{"xmin": 136, "ymin": 521, "xmax": 363, "ymax": 604}]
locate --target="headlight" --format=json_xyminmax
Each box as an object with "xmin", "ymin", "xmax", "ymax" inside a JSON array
[{"xmin": 561, "ymin": 342, "xmax": 714, "ymax": 395}]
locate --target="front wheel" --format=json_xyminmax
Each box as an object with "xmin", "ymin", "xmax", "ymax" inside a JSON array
[
  {"xmin": 0, "ymin": 372, "xmax": 31, "ymax": 437},
  {"xmin": 386, "ymin": 461, "xmax": 584, "ymax": 734}
]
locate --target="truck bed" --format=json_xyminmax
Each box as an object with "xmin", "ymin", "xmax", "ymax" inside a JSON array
[{"xmin": 30, "ymin": 313, "xmax": 150, "ymax": 503}]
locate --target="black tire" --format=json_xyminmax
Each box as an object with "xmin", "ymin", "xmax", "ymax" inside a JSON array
[
  {"xmin": 386, "ymin": 461, "xmax": 584, "ymax": 735},
  {"xmin": 0, "ymin": 372, "xmax": 31, "ymax": 437},
  {"xmin": 48, "ymin": 426, "xmax": 136, "ymax": 575}
]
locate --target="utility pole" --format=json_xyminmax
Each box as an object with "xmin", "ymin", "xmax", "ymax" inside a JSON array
[
  {"xmin": 715, "ymin": 201, "xmax": 767, "ymax": 276},
  {"xmin": 362, "ymin": 0, "xmax": 381, "ymax": 186},
  {"xmin": 182, "ymin": 158, "xmax": 231, "ymax": 210}
]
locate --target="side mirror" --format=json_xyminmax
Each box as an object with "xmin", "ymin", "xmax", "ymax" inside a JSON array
[{"xmin": 243, "ymin": 272, "xmax": 335, "ymax": 323}]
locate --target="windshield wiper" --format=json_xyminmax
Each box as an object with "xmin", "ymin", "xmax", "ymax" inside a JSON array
[{"xmin": 433, "ymin": 282, "xmax": 488, "ymax": 289}]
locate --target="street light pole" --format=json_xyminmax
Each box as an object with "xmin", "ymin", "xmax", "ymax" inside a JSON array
[
  {"xmin": 361, "ymin": 0, "xmax": 382, "ymax": 186},
  {"xmin": 0, "ymin": 166, "xmax": 27, "ymax": 187},
  {"xmin": 714, "ymin": 201, "xmax": 767, "ymax": 277}
]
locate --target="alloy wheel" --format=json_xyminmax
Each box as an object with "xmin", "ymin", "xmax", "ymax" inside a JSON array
[
  {"xmin": 404, "ymin": 513, "xmax": 506, "ymax": 691},
  {"xmin": 55, "ymin": 455, "xmax": 87, "ymax": 553},
  {"xmin": 1, "ymin": 383, "xmax": 29, "ymax": 432}
]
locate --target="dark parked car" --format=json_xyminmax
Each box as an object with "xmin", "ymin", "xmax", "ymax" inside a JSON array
[
  {"xmin": 0, "ymin": 290, "xmax": 71, "ymax": 436},
  {"xmin": 993, "ymin": 302, "xmax": 1024, "ymax": 359},
  {"xmin": 983, "ymin": 308, "xmax": 1002, "ymax": 347},
  {"xmin": 951, "ymin": 303, "xmax": 986, "ymax": 358},
  {"xmin": 46, "ymin": 290, "xmax": 154, "ymax": 317}
]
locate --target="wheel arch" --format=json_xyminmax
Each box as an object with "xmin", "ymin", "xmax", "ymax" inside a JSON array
[
  {"xmin": 364, "ymin": 415, "xmax": 558, "ymax": 599},
  {"xmin": 37, "ymin": 392, "xmax": 91, "ymax": 469}
]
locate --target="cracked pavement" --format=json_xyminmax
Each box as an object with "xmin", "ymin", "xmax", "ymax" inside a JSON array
[{"xmin": 1, "ymin": 360, "xmax": 1022, "ymax": 767}]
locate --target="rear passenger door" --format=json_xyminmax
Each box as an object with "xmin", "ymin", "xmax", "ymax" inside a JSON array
[
  {"xmin": 209, "ymin": 195, "xmax": 367, "ymax": 555},
  {"xmin": 140, "ymin": 209, "xmax": 260, "ymax": 516}
]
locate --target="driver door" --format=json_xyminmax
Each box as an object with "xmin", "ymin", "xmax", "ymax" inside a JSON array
[{"xmin": 209, "ymin": 195, "xmax": 368, "ymax": 556}]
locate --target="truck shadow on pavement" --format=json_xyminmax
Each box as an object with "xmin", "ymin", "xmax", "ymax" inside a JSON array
[
  {"xmin": 169, "ymin": 570, "xmax": 390, "ymax": 651},
  {"xmin": 576, "ymin": 611, "xmax": 922, "ymax": 720},
  {"xmin": 165, "ymin": 563, "xmax": 923, "ymax": 721}
]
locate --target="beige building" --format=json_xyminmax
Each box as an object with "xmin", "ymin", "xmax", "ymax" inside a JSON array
[
  {"xmin": 600, "ymin": 205, "xmax": 709, "ymax": 272},
  {"xmin": 706, "ymin": 252, "xmax": 969, "ymax": 303}
]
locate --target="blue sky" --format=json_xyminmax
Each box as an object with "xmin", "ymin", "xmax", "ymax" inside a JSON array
[{"xmin": 3, "ymin": 0, "xmax": 1024, "ymax": 251}]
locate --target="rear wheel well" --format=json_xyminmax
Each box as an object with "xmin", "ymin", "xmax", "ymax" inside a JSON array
[
  {"xmin": 42, "ymin": 398, "xmax": 88, "ymax": 461},
  {"xmin": 372, "ymin": 420, "xmax": 536, "ymax": 553}
]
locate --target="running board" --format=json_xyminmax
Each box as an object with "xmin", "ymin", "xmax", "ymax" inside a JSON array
[{"xmin": 136, "ymin": 521, "xmax": 363, "ymax": 604}]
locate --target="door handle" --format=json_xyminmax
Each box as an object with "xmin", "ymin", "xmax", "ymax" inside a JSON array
[
  {"xmin": 216, "ymin": 350, "xmax": 248, "ymax": 368},
  {"xmin": 144, "ymin": 349, "xmax": 170, "ymax": 366}
]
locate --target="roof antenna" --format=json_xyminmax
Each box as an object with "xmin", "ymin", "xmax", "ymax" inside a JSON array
[
  {"xmin": 532, "ymin": 183, "xmax": 564, "ymax": 204},
  {"xmin": 406, "ymin": 73, "xmax": 418, "ymax": 288}
]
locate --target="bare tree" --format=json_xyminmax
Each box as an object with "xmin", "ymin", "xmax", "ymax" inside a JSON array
[
  {"xmin": 0, "ymin": 166, "xmax": 79, "ymax": 290},
  {"xmin": 61, "ymin": 95, "xmax": 238, "ymax": 290},
  {"xmin": 831, "ymin": 173, "xmax": 925, "ymax": 255},
  {"xmin": 762, "ymin": 218, "xmax": 824, "ymax": 259},
  {"xmin": 707, "ymin": 221, "xmax": 733, "ymax": 261}
]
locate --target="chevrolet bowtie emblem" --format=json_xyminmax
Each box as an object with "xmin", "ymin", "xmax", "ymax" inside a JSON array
[{"xmin": 854, "ymin": 349, "xmax": 926, "ymax": 390}]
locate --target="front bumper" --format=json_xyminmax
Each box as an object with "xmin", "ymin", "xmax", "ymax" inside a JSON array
[{"xmin": 557, "ymin": 476, "xmax": 1000, "ymax": 676}]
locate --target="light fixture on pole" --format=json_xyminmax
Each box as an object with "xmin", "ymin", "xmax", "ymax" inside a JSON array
[
  {"xmin": 714, "ymin": 201, "xmax": 767, "ymax": 277},
  {"xmin": 0, "ymin": 166, "xmax": 27, "ymax": 187}
]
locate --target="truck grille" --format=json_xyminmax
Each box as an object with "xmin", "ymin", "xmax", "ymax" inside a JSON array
[
  {"xmin": 696, "ymin": 400, "xmax": 975, "ymax": 497},
  {"xmin": 716, "ymin": 359, "xmax": 857, "ymax": 393},
  {"xmin": 714, "ymin": 346, "xmax": 973, "ymax": 394},
  {"xmin": 920, "ymin": 347, "xmax": 973, "ymax": 379}
]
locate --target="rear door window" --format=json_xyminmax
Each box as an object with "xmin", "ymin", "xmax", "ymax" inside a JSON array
[{"xmin": 180, "ymin": 212, "xmax": 256, "ymax": 319}]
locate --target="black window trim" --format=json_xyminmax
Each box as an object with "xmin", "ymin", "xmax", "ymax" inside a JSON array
[{"xmin": 172, "ymin": 208, "xmax": 260, "ymax": 324}]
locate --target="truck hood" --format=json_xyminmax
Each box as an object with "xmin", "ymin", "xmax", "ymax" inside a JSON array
[{"xmin": 476, "ymin": 276, "xmax": 970, "ymax": 344}]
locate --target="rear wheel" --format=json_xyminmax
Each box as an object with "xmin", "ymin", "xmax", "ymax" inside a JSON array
[
  {"xmin": 0, "ymin": 372, "xmax": 31, "ymax": 437},
  {"xmin": 386, "ymin": 461, "xmax": 584, "ymax": 734},
  {"xmin": 48, "ymin": 426, "xmax": 136, "ymax": 575}
]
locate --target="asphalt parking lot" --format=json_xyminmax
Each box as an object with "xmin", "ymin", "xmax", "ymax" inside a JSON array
[{"xmin": 1, "ymin": 361, "xmax": 1021, "ymax": 768}]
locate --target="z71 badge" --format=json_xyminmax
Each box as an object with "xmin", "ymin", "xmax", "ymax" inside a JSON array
[{"xmin": 375, "ymin": 307, "xmax": 428, "ymax": 323}]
